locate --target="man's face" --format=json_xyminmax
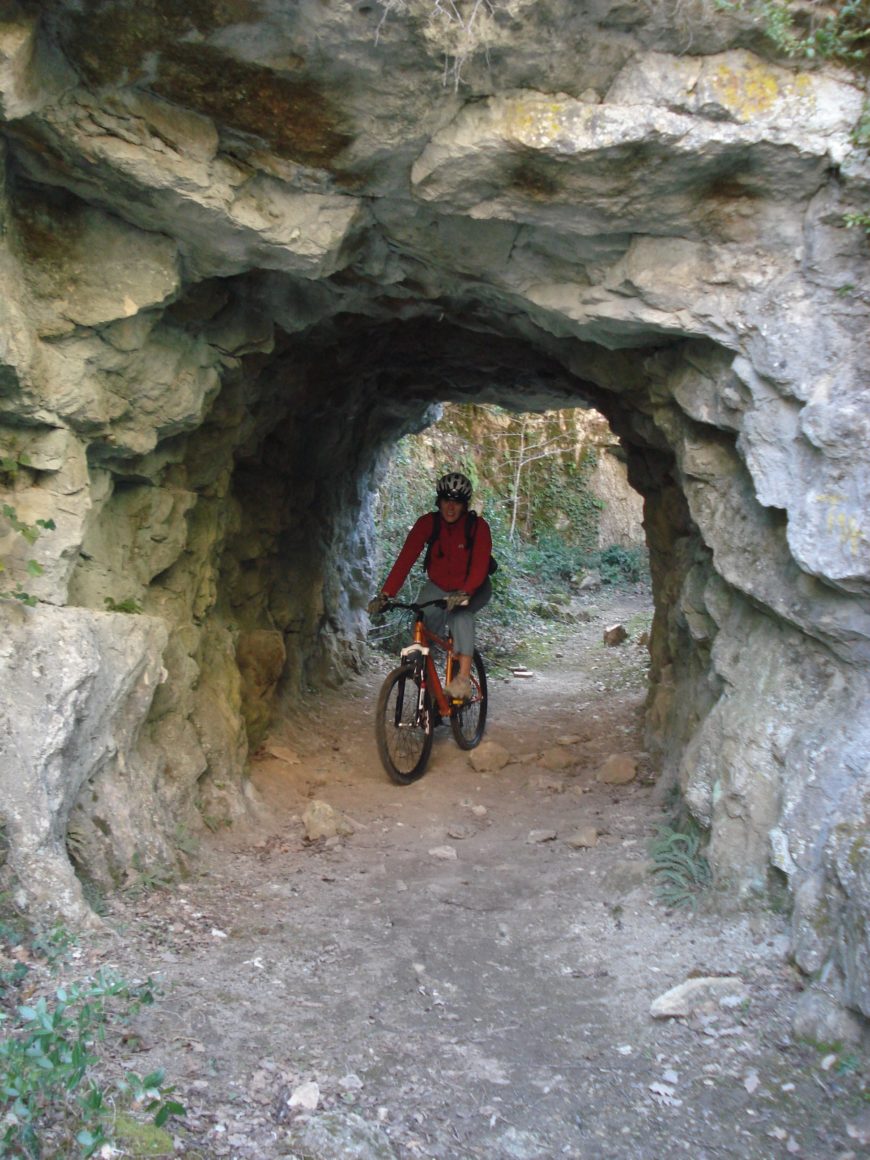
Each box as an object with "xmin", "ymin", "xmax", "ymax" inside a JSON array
[{"xmin": 438, "ymin": 497, "xmax": 465, "ymax": 524}]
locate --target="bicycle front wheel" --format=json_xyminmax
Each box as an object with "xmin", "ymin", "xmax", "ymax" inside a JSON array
[
  {"xmin": 450, "ymin": 648, "xmax": 488, "ymax": 750},
  {"xmin": 376, "ymin": 663, "xmax": 433, "ymax": 784}
]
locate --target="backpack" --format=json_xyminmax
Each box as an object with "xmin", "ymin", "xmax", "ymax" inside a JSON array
[{"xmin": 423, "ymin": 510, "xmax": 498, "ymax": 580}]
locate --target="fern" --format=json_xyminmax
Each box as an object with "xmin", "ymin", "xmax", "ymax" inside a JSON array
[{"xmin": 650, "ymin": 826, "xmax": 712, "ymax": 911}]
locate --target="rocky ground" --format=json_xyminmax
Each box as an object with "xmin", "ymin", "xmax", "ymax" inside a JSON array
[{"xmin": 17, "ymin": 588, "xmax": 870, "ymax": 1158}]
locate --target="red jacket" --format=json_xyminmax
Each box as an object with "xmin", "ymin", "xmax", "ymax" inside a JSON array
[{"xmin": 383, "ymin": 511, "xmax": 492, "ymax": 597}]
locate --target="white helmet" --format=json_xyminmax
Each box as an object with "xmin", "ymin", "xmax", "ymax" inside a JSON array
[{"xmin": 436, "ymin": 472, "xmax": 472, "ymax": 503}]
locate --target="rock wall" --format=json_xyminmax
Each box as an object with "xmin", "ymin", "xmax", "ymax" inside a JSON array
[{"xmin": 0, "ymin": 1, "xmax": 868, "ymax": 1021}]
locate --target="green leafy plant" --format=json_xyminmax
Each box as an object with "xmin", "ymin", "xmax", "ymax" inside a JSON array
[
  {"xmin": 103, "ymin": 596, "xmax": 143, "ymax": 614},
  {"xmin": 650, "ymin": 823, "xmax": 712, "ymax": 910},
  {"xmin": 724, "ymin": 0, "xmax": 870, "ymax": 62},
  {"xmin": 125, "ymin": 853, "xmax": 175, "ymax": 896},
  {"xmin": 0, "ymin": 505, "xmax": 55, "ymax": 606},
  {"xmin": 844, "ymin": 210, "xmax": 870, "ymax": 234},
  {"xmin": 29, "ymin": 925, "xmax": 78, "ymax": 971},
  {"xmin": 597, "ymin": 544, "xmax": 650, "ymax": 586},
  {"xmin": 0, "ymin": 968, "xmax": 184, "ymax": 1158}
]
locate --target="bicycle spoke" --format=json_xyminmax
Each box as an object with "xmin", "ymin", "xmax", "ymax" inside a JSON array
[{"xmin": 376, "ymin": 664, "xmax": 433, "ymax": 783}]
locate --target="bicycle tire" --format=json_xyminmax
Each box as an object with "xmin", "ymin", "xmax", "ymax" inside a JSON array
[
  {"xmin": 450, "ymin": 648, "xmax": 488, "ymax": 750},
  {"xmin": 375, "ymin": 663, "xmax": 433, "ymax": 784}
]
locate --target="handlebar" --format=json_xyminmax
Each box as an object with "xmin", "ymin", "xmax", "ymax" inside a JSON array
[{"xmin": 382, "ymin": 598, "xmax": 447, "ymax": 614}]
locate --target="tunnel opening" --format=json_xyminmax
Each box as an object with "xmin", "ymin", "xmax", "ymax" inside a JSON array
[{"xmin": 52, "ymin": 277, "xmax": 737, "ymax": 903}]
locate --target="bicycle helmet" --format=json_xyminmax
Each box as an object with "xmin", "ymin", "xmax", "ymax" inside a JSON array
[{"xmin": 436, "ymin": 472, "xmax": 472, "ymax": 504}]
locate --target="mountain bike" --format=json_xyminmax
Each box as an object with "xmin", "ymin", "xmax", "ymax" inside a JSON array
[{"xmin": 374, "ymin": 599, "xmax": 488, "ymax": 784}]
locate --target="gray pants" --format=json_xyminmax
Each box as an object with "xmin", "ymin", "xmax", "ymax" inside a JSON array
[{"xmin": 418, "ymin": 578, "xmax": 492, "ymax": 657}]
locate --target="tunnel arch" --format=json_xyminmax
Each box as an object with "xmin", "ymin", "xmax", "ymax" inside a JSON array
[{"xmin": 0, "ymin": 1, "xmax": 868, "ymax": 1024}]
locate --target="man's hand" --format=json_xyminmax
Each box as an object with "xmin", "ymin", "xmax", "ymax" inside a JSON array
[
  {"xmin": 367, "ymin": 593, "xmax": 390, "ymax": 616},
  {"xmin": 445, "ymin": 590, "xmax": 470, "ymax": 611}
]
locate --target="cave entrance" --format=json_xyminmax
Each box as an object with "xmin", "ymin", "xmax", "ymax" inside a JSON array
[{"xmin": 154, "ymin": 304, "xmax": 725, "ymax": 799}]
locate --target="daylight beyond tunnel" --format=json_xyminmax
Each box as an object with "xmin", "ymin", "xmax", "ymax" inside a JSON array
[{"xmin": 1, "ymin": 0, "xmax": 868, "ymax": 1024}]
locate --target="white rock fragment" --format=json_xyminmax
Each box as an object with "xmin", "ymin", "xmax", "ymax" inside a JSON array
[
  {"xmin": 288, "ymin": 1080, "xmax": 320, "ymax": 1110},
  {"xmin": 650, "ymin": 976, "xmax": 747, "ymax": 1018},
  {"xmin": 265, "ymin": 744, "xmax": 301, "ymax": 765},
  {"xmin": 527, "ymin": 829, "xmax": 557, "ymax": 844},
  {"xmin": 648, "ymin": 1081, "xmax": 682, "ymax": 1107},
  {"xmin": 447, "ymin": 823, "xmax": 476, "ymax": 839},
  {"xmin": 429, "ymin": 845, "xmax": 458, "ymax": 860}
]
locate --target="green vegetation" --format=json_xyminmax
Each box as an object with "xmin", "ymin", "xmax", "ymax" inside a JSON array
[
  {"xmin": 735, "ymin": 0, "xmax": 869, "ymax": 63},
  {"xmin": 371, "ymin": 403, "xmax": 650, "ymax": 671},
  {"xmin": 650, "ymin": 816, "xmax": 713, "ymax": 911},
  {"xmin": 103, "ymin": 597, "xmax": 143, "ymax": 615},
  {"xmin": 727, "ymin": 0, "xmax": 869, "ymax": 233},
  {"xmin": 0, "ymin": 919, "xmax": 183, "ymax": 1159},
  {"xmin": 1, "ymin": 452, "xmax": 56, "ymax": 606}
]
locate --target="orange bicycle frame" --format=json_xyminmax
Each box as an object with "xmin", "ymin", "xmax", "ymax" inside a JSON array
[{"xmin": 409, "ymin": 616, "xmax": 457, "ymax": 718}]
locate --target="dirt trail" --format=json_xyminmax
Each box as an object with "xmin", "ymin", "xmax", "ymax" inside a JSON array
[{"xmin": 104, "ymin": 590, "xmax": 868, "ymax": 1159}]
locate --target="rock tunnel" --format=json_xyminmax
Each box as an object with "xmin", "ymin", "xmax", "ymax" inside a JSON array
[{"xmin": 0, "ymin": 0, "xmax": 868, "ymax": 1022}]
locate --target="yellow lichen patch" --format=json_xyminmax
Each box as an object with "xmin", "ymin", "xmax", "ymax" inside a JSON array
[
  {"xmin": 711, "ymin": 61, "xmax": 782, "ymax": 119},
  {"xmin": 504, "ymin": 100, "xmax": 571, "ymax": 149}
]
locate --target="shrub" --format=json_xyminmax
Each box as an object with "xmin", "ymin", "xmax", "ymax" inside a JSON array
[
  {"xmin": 0, "ymin": 947, "xmax": 183, "ymax": 1158},
  {"xmin": 597, "ymin": 544, "xmax": 649, "ymax": 586}
]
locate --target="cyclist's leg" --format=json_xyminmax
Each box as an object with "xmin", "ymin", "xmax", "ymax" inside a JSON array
[
  {"xmin": 447, "ymin": 578, "xmax": 492, "ymax": 693},
  {"xmin": 418, "ymin": 579, "xmax": 450, "ymax": 639},
  {"xmin": 448, "ymin": 577, "xmax": 492, "ymax": 672}
]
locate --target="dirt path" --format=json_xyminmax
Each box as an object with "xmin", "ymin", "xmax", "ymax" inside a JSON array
[{"xmin": 103, "ymin": 590, "xmax": 868, "ymax": 1159}]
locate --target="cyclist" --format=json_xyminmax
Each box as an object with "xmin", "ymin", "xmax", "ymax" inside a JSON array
[{"xmin": 368, "ymin": 471, "xmax": 493, "ymax": 700}]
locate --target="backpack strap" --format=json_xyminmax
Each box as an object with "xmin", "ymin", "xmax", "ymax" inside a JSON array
[
  {"xmin": 464, "ymin": 512, "xmax": 478, "ymax": 581},
  {"xmin": 423, "ymin": 510, "xmax": 441, "ymax": 572}
]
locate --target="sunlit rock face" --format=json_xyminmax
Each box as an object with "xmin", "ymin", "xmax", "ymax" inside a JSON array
[{"xmin": 0, "ymin": 1, "xmax": 868, "ymax": 1017}]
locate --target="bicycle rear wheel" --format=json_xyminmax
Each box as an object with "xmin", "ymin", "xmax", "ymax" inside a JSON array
[
  {"xmin": 450, "ymin": 648, "xmax": 488, "ymax": 750},
  {"xmin": 376, "ymin": 663, "xmax": 433, "ymax": 784}
]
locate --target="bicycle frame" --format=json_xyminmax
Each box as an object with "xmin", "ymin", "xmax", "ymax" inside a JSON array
[{"xmin": 399, "ymin": 616, "xmax": 458, "ymax": 720}]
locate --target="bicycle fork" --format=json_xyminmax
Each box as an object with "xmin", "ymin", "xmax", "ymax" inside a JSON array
[{"xmin": 397, "ymin": 646, "xmax": 430, "ymax": 729}]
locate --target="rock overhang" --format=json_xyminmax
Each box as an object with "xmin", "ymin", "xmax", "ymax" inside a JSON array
[{"xmin": 0, "ymin": 0, "xmax": 868, "ymax": 1026}]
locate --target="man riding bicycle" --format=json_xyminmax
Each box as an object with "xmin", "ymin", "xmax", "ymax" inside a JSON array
[{"xmin": 368, "ymin": 472, "xmax": 493, "ymax": 701}]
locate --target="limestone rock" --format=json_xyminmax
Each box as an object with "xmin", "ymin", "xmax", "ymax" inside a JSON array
[
  {"xmin": 564, "ymin": 826, "xmax": 598, "ymax": 849},
  {"xmin": 302, "ymin": 800, "xmax": 353, "ymax": 842},
  {"xmin": 429, "ymin": 845, "xmax": 458, "ymax": 861},
  {"xmin": 603, "ymin": 623, "xmax": 628, "ymax": 646},
  {"xmin": 0, "ymin": 604, "xmax": 168, "ymax": 922},
  {"xmin": 538, "ymin": 746, "xmax": 574, "ymax": 771},
  {"xmin": 791, "ymin": 989, "xmax": 865, "ymax": 1049},
  {"xmin": 650, "ymin": 976, "xmax": 748, "ymax": 1019},
  {"xmin": 469, "ymin": 740, "xmax": 510, "ymax": 772},
  {"xmin": 236, "ymin": 629, "xmax": 286, "ymax": 746},
  {"xmin": 597, "ymin": 754, "xmax": 637, "ymax": 785}
]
